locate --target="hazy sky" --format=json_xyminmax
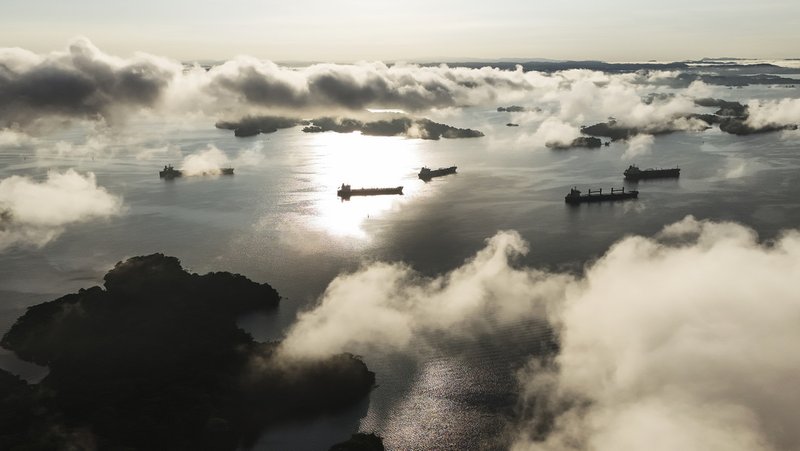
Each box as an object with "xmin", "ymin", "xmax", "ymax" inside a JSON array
[{"xmin": 2, "ymin": 0, "xmax": 799, "ymax": 62}]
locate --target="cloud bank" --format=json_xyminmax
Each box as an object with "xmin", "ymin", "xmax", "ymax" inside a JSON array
[
  {"xmin": 278, "ymin": 231, "xmax": 572, "ymax": 359},
  {"xmin": 0, "ymin": 169, "xmax": 123, "ymax": 250},
  {"xmin": 514, "ymin": 216, "xmax": 800, "ymax": 451},
  {"xmin": 0, "ymin": 38, "xmax": 177, "ymax": 128},
  {"xmin": 280, "ymin": 217, "xmax": 800, "ymax": 450},
  {"xmin": 746, "ymin": 98, "xmax": 800, "ymax": 129},
  {"xmin": 622, "ymin": 133, "xmax": 654, "ymax": 160},
  {"xmin": 3, "ymin": 39, "xmax": 797, "ymax": 156},
  {"xmin": 1, "ymin": 40, "xmax": 727, "ymax": 134}
]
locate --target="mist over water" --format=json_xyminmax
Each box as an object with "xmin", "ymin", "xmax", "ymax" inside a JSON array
[{"xmin": 2, "ymin": 57, "xmax": 800, "ymax": 449}]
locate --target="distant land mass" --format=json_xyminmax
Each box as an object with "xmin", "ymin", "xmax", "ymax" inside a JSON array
[
  {"xmin": 302, "ymin": 116, "xmax": 484, "ymax": 139},
  {"xmin": 579, "ymin": 98, "xmax": 797, "ymax": 140},
  {"xmin": 217, "ymin": 115, "xmax": 484, "ymax": 140},
  {"xmin": 216, "ymin": 116, "xmax": 308, "ymax": 137},
  {"xmin": 423, "ymin": 60, "xmax": 800, "ymax": 86},
  {"xmin": 427, "ymin": 60, "xmax": 691, "ymax": 72},
  {"xmin": 0, "ymin": 254, "xmax": 375, "ymax": 450}
]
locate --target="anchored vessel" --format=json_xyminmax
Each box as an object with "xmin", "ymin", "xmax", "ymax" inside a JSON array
[
  {"xmin": 337, "ymin": 184, "xmax": 403, "ymax": 199},
  {"xmin": 159, "ymin": 165, "xmax": 182, "ymax": 179},
  {"xmin": 418, "ymin": 166, "xmax": 457, "ymax": 180},
  {"xmin": 565, "ymin": 187, "xmax": 638, "ymax": 204},
  {"xmin": 624, "ymin": 164, "xmax": 679, "ymax": 180},
  {"xmin": 159, "ymin": 165, "xmax": 234, "ymax": 179}
]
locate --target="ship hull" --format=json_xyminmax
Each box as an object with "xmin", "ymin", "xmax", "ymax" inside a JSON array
[
  {"xmin": 624, "ymin": 168, "xmax": 679, "ymax": 180},
  {"xmin": 565, "ymin": 191, "xmax": 638, "ymax": 204},
  {"xmin": 419, "ymin": 166, "xmax": 457, "ymax": 180},
  {"xmin": 160, "ymin": 168, "xmax": 233, "ymax": 178},
  {"xmin": 338, "ymin": 187, "xmax": 403, "ymax": 198},
  {"xmin": 159, "ymin": 170, "xmax": 183, "ymax": 179}
]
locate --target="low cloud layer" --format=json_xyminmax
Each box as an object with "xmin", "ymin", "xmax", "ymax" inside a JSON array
[
  {"xmin": 2, "ymin": 40, "xmax": 798, "ymax": 157},
  {"xmin": 179, "ymin": 146, "xmax": 230, "ymax": 176},
  {"xmin": 622, "ymin": 133, "xmax": 654, "ymax": 159},
  {"xmin": 281, "ymin": 217, "xmax": 800, "ymax": 450},
  {"xmin": 0, "ymin": 40, "xmax": 737, "ymax": 135},
  {"xmin": 0, "ymin": 39, "xmax": 177, "ymax": 128},
  {"xmin": 746, "ymin": 98, "xmax": 800, "ymax": 129},
  {"xmin": 514, "ymin": 216, "xmax": 800, "ymax": 451},
  {"xmin": 0, "ymin": 169, "xmax": 123, "ymax": 250},
  {"xmin": 279, "ymin": 231, "xmax": 571, "ymax": 359},
  {"xmin": 0, "ymin": 40, "xmax": 539, "ymax": 127},
  {"xmin": 178, "ymin": 145, "xmax": 263, "ymax": 176},
  {"xmin": 535, "ymin": 118, "xmax": 583, "ymax": 149}
]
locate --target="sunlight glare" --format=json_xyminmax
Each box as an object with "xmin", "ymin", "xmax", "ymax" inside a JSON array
[{"xmin": 308, "ymin": 132, "xmax": 424, "ymax": 238}]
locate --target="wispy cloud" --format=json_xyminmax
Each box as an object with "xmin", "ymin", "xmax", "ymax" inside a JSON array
[
  {"xmin": 0, "ymin": 169, "xmax": 123, "ymax": 250},
  {"xmin": 622, "ymin": 133, "xmax": 655, "ymax": 160},
  {"xmin": 746, "ymin": 98, "xmax": 800, "ymax": 129},
  {"xmin": 1, "ymin": 40, "xmax": 710, "ymax": 133},
  {"xmin": 279, "ymin": 217, "xmax": 800, "ymax": 450},
  {"xmin": 278, "ymin": 231, "xmax": 571, "ymax": 359},
  {"xmin": 0, "ymin": 38, "xmax": 177, "ymax": 129},
  {"xmin": 177, "ymin": 144, "xmax": 264, "ymax": 176},
  {"xmin": 513, "ymin": 216, "xmax": 800, "ymax": 451}
]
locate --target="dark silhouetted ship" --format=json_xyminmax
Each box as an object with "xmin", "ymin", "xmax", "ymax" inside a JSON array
[
  {"xmin": 565, "ymin": 187, "xmax": 638, "ymax": 204},
  {"xmin": 159, "ymin": 165, "xmax": 234, "ymax": 179},
  {"xmin": 624, "ymin": 164, "xmax": 679, "ymax": 180},
  {"xmin": 337, "ymin": 184, "xmax": 403, "ymax": 199},
  {"xmin": 418, "ymin": 166, "xmax": 457, "ymax": 180},
  {"xmin": 159, "ymin": 165, "xmax": 182, "ymax": 179}
]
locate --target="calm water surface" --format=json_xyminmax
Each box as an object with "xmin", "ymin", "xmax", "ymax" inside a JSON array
[{"xmin": 2, "ymin": 99, "xmax": 799, "ymax": 449}]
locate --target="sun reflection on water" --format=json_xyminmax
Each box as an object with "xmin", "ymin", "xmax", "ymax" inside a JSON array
[{"xmin": 306, "ymin": 132, "xmax": 425, "ymax": 238}]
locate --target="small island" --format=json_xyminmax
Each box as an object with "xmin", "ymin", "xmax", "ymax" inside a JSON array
[
  {"xmin": 216, "ymin": 115, "xmax": 484, "ymax": 140},
  {"xmin": 0, "ymin": 254, "xmax": 375, "ymax": 450},
  {"xmin": 301, "ymin": 116, "xmax": 484, "ymax": 140},
  {"xmin": 497, "ymin": 105, "xmax": 526, "ymax": 112},
  {"xmin": 580, "ymin": 98, "xmax": 797, "ymax": 139},
  {"xmin": 215, "ymin": 115, "xmax": 308, "ymax": 137},
  {"xmin": 546, "ymin": 136, "xmax": 603, "ymax": 150}
]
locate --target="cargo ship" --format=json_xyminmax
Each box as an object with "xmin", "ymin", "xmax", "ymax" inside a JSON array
[
  {"xmin": 159, "ymin": 165, "xmax": 234, "ymax": 178},
  {"xmin": 337, "ymin": 184, "xmax": 403, "ymax": 199},
  {"xmin": 624, "ymin": 164, "xmax": 679, "ymax": 180},
  {"xmin": 565, "ymin": 187, "xmax": 638, "ymax": 204},
  {"xmin": 418, "ymin": 166, "xmax": 457, "ymax": 180}
]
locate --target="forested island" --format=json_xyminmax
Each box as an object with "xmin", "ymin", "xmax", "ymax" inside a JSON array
[
  {"xmin": 0, "ymin": 254, "xmax": 376, "ymax": 450},
  {"xmin": 580, "ymin": 98, "xmax": 796, "ymax": 140},
  {"xmin": 216, "ymin": 114, "xmax": 483, "ymax": 139}
]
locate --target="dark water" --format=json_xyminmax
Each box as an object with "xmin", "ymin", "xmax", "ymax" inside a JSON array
[{"xmin": 2, "ymin": 95, "xmax": 800, "ymax": 449}]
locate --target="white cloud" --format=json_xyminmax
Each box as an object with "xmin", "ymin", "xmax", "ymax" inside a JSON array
[
  {"xmin": 0, "ymin": 128, "xmax": 34, "ymax": 147},
  {"xmin": 179, "ymin": 146, "xmax": 230, "ymax": 176},
  {"xmin": 279, "ymin": 216, "xmax": 800, "ymax": 450},
  {"xmin": 0, "ymin": 169, "xmax": 123, "ymax": 250},
  {"xmin": 178, "ymin": 144, "xmax": 264, "ymax": 176},
  {"xmin": 538, "ymin": 118, "xmax": 583, "ymax": 149},
  {"xmin": 513, "ymin": 216, "xmax": 800, "ymax": 451},
  {"xmin": 0, "ymin": 39, "xmax": 713, "ymax": 134},
  {"xmin": 746, "ymin": 98, "xmax": 800, "ymax": 129},
  {"xmin": 278, "ymin": 231, "xmax": 572, "ymax": 359},
  {"xmin": 622, "ymin": 134, "xmax": 654, "ymax": 160}
]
